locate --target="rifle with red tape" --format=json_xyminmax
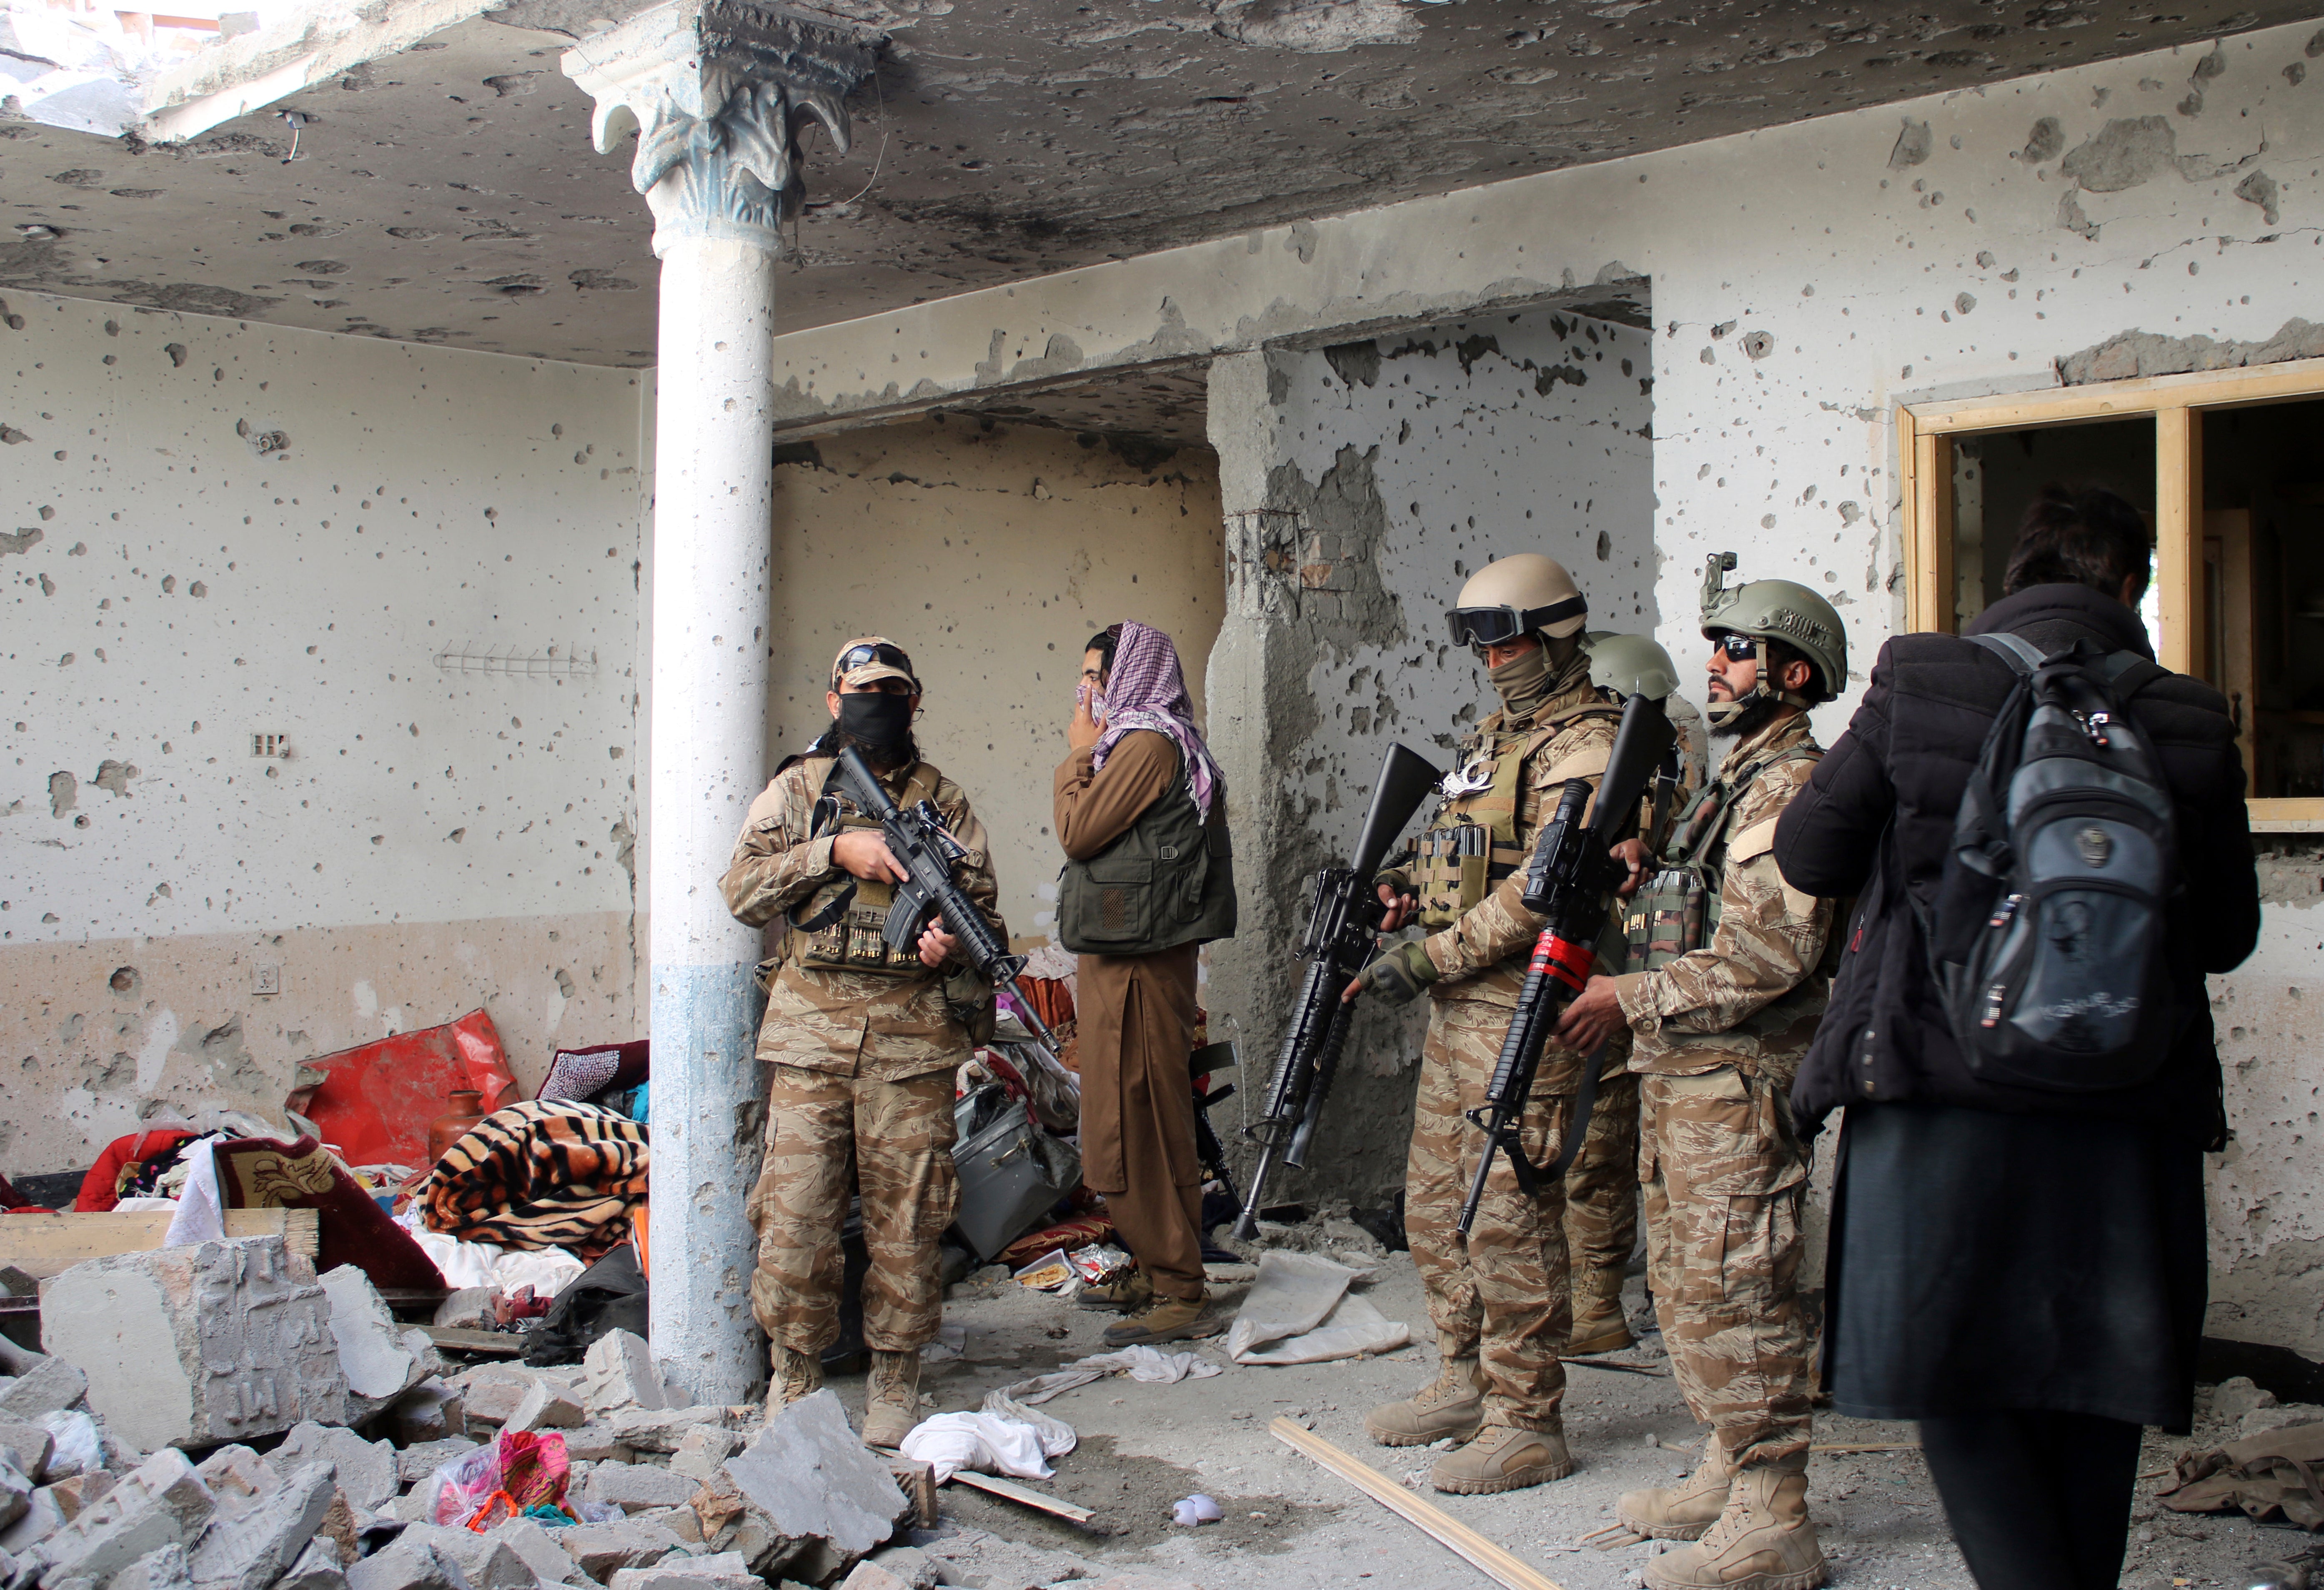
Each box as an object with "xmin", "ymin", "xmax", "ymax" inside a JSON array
[{"xmin": 1455, "ymin": 689, "xmax": 1675, "ymax": 1235}]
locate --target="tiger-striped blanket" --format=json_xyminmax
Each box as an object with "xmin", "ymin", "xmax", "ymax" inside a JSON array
[{"xmin": 419, "ymin": 1100, "xmax": 649, "ymax": 1258}]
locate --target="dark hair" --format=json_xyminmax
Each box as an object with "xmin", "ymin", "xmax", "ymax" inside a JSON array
[
  {"xmin": 1085, "ymin": 625, "xmax": 1122, "ymax": 679},
  {"xmin": 2003, "ymin": 484, "xmax": 2152, "ymax": 603},
  {"xmin": 1763, "ymin": 637, "xmax": 1823, "ymax": 700}
]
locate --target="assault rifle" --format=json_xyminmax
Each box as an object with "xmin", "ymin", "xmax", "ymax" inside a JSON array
[
  {"xmin": 1457, "ymin": 690, "xmax": 1676, "ymax": 1235},
  {"xmin": 1232, "ymin": 742, "xmax": 1445, "ymax": 1241},
  {"xmin": 833, "ymin": 746, "xmax": 1043, "ymax": 1025}
]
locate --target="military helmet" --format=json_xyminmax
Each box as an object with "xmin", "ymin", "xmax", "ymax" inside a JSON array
[
  {"xmin": 1583, "ymin": 630, "xmax": 1680, "ymax": 702},
  {"xmin": 1447, "ymin": 553, "xmax": 1588, "ymax": 649},
  {"xmin": 1699, "ymin": 552, "xmax": 1847, "ymax": 707}
]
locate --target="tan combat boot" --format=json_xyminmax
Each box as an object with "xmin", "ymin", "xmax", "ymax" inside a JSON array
[
  {"xmin": 1618, "ymin": 1447, "xmax": 1734, "ymax": 1540},
  {"xmin": 1100, "ymin": 1291, "xmax": 1219, "ymax": 1348},
  {"xmin": 860, "ymin": 1349, "xmax": 922, "ymax": 1450},
  {"xmin": 1077, "ymin": 1268, "xmax": 1153, "ymax": 1312},
  {"xmin": 765, "ymin": 1343, "xmax": 823, "ymax": 1421},
  {"xmin": 1363, "ymin": 1335, "xmax": 1486, "ymax": 1448},
  {"xmin": 1567, "ymin": 1277, "xmax": 1635, "ymax": 1356},
  {"xmin": 1643, "ymin": 1462, "xmax": 1828, "ymax": 1590},
  {"xmin": 1430, "ymin": 1420, "xmax": 1575, "ymax": 1495}
]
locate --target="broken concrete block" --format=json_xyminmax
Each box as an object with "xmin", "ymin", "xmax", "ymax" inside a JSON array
[
  {"xmin": 582, "ymin": 1465, "xmax": 696, "ymax": 1516},
  {"xmin": 860, "ymin": 1547, "xmax": 940, "ymax": 1590},
  {"xmin": 191, "ymin": 1451, "xmax": 274, "ymax": 1505},
  {"xmin": 48, "ymin": 1472, "xmax": 113, "ymax": 1525},
  {"xmin": 560, "ymin": 1428, "xmax": 626, "ymax": 1465},
  {"xmin": 0, "ymin": 1360, "xmax": 87, "ymax": 1422},
  {"xmin": 0, "ymin": 1422, "xmax": 55, "ymax": 1482},
  {"xmin": 601, "ymin": 1408, "xmax": 722, "ymax": 1455},
  {"xmin": 278, "ymin": 1538, "xmax": 348, "ymax": 1590},
  {"xmin": 44, "ymin": 1239, "xmax": 350, "ymax": 1451},
  {"xmin": 346, "ymin": 1537, "xmax": 473, "ymax": 1590},
  {"xmin": 1, "ymin": 1488, "xmax": 65, "ymax": 1553},
  {"xmin": 665, "ymin": 1431, "xmax": 738, "ymax": 1485},
  {"xmin": 313, "ymin": 1490, "xmax": 359, "ymax": 1564},
  {"xmin": 2244, "ymin": 1402, "xmax": 2324, "ymax": 1440},
  {"xmin": 553, "ymin": 1520, "xmax": 687, "ymax": 1582},
  {"xmin": 834, "ymin": 1565, "xmax": 909, "ymax": 1590},
  {"xmin": 395, "ymin": 1524, "xmax": 538, "ymax": 1590},
  {"xmin": 319, "ymin": 1267, "xmax": 421, "ymax": 1414},
  {"xmin": 577, "ymin": 1335, "xmax": 665, "ymax": 1420},
  {"xmin": 188, "ymin": 1459, "xmax": 336, "ymax": 1590},
  {"xmin": 504, "ymin": 1381, "xmax": 585, "ymax": 1435},
  {"xmin": 2209, "ymin": 1375, "xmax": 2275, "ymax": 1419},
  {"xmin": 0, "ymin": 1459, "xmax": 29, "ymax": 1531},
  {"xmin": 432, "ymin": 1291, "xmax": 498, "ymax": 1331},
  {"xmin": 606, "ymin": 1552, "xmax": 759, "ymax": 1590},
  {"xmin": 111, "ymin": 1542, "xmax": 195, "ymax": 1590},
  {"xmin": 33, "ymin": 1447, "xmax": 215, "ymax": 1589},
  {"xmin": 396, "ymin": 1439, "xmax": 481, "ymax": 1488},
  {"xmin": 391, "ymin": 1380, "xmax": 463, "ymax": 1447},
  {"xmin": 267, "ymin": 1425, "xmax": 398, "ymax": 1514},
  {"xmin": 483, "ymin": 1519, "xmax": 589, "ymax": 1588},
  {"xmin": 456, "ymin": 1369, "xmax": 558, "ymax": 1434},
  {"xmin": 721, "ymin": 1392, "xmax": 906, "ymax": 1568},
  {"xmin": 390, "ymin": 1490, "xmax": 438, "ymax": 1526}
]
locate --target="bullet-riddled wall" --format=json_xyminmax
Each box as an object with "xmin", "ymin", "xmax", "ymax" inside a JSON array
[
  {"xmin": 0, "ymin": 291, "xmax": 647, "ymax": 1175},
  {"xmin": 765, "ymin": 417, "xmax": 1225, "ymax": 948}
]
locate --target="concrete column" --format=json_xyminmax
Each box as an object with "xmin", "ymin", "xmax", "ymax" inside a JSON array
[{"xmin": 565, "ymin": 0, "xmax": 873, "ymax": 1405}]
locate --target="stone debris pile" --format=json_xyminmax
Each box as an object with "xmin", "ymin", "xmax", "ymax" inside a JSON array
[{"xmin": 0, "ymin": 1237, "xmax": 919, "ymax": 1590}]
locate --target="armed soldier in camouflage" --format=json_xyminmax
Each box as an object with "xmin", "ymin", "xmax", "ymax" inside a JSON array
[
  {"xmin": 1555, "ymin": 558, "xmax": 1847, "ymax": 1590},
  {"xmin": 719, "ymin": 638, "xmax": 1006, "ymax": 1450},
  {"xmin": 1342, "ymin": 553, "xmax": 1638, "ymax": 1496}
]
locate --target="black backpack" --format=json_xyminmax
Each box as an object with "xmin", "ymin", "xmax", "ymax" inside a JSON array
[{"xmin": 1927, "ymin": 632, "xmax": 2180, "ymax": 1091}]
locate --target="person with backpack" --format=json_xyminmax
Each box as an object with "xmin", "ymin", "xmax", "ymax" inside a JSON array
[
  {"xmin": 1554, "ymin": 557, "xmax": 1849, "ymax": 1590},
  {"xmin": 1770, "ymin": 485, "xmax": 2260, "ymax": 1590}
]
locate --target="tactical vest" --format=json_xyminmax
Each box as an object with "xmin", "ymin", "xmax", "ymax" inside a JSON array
[
  {"xmin": 1623, "ymin": 746, "xmax": 1821, "ymax": 973},
  {"xmin": 1412, "ymin": 702, "xmax": 1619, "ymax": 930},
  {"xmin": 789, "ymin": 758, "xmax": 944, "ymax": 977},
  {"xmin": 1057, "ymin": 742, "xmax": 1237, "ymax": 956}
]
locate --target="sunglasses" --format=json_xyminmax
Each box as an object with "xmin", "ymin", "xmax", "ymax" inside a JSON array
[
  {"xmin": 833, "ymin": 641, "xmax": 915, "ymax": 681},
  {"xmin": 1715, "ymin": 632, "xmax": 1759, "ymax": 662}
]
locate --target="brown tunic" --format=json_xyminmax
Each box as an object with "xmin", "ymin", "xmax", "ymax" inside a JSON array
[{"xmin": 1054, "ymin": 730, "xmax": 1208, "ymax": 1300}]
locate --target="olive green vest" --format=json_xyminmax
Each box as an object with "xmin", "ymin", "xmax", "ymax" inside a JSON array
[{"xmin": 1057, "ymin": 745, "xmax": 1237, "ymax": 956}]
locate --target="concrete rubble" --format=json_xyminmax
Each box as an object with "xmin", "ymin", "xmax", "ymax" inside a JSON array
[{"xmin": 0, "ymin": 1237, "xmax": 926, "ymax": 1590}]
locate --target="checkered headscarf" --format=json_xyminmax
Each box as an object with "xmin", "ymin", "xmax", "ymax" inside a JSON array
[{"xmin": 1091, "ymin": 621, "xmax": 1221, "ymax": 818}]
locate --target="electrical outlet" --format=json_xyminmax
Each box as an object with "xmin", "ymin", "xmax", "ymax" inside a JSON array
[
  {"xmin": 252, "ymin": 963, "xmax": 280, "ymax": 996},
  {"xmin": 251, "ymin": 732, "xmax": 290, "ymax": 759}
]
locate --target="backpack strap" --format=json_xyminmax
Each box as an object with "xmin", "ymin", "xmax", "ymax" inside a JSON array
[
  {"xmin": 1966, "ymin": 631, "xmax": 2048, "ymax": 673},
  {"xmin": 2094, "ymin": 648, "xmax": 2169, "ymax": 699}
]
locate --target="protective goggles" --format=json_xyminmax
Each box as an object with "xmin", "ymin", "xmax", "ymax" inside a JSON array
[
  {"xmin": 833, "ymin": 640, "xmax": 914, "ymax": 678},
  {"xmin": 1713, "ymin": 632, "xmax": 1760, "ymax": 662},
  {"xmin": 1445, "ymin": 596, "xmax": 1587, "ymax": 649}
]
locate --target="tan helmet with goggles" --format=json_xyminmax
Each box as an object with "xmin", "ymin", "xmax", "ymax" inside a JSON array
[
  {"xmin": 1446, "ymin": 553, "xmax": 1588, "ymax": 651},
  {"xmin": 1698, "ymin": 552, "xmax": 1847, "ymax": 728},
  {"xmin": 830, "ymin": 636, "xmax": 919, "ymax": 692}
]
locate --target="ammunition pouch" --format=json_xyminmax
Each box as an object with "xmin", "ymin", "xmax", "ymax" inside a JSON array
[{"xmin": 790, "ymin": 761, "xmax": 942, "ymax": 978}]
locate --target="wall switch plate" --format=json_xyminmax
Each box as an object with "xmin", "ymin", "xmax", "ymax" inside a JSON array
[
  {"xmin": 252, "ymin": 963, "xmax": 280, "ymax": 996},
  {"xmin": 251, "ymin": 733, "xmax": 289, "ymax": 758}
]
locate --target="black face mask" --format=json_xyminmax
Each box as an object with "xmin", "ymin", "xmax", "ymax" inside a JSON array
[{"xmin": 837, "ymin": 691, "xmax": 913, "ymax": 749}]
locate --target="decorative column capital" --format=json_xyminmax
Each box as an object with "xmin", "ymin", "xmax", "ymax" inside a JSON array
[{"xmin": 562, "ymin": 0, "xmax": 878, "ymax": 258}]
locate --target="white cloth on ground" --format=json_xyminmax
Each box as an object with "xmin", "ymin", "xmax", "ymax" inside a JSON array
[
  {"xmin": 898, "ymin": 1412, "xmax": 1061, "ymax": 1484},
  {"xmin": 409, "ymin": 1230, "xmax": 586, "ymax": 1296},
  {"xmin": 162, "ymin": 1135, "xmax": 227, "ymax": 1247},
  {"xmin": 1226, "ymin": 1250, "xmax": 1410, "ymax": 1365},
  {"xmin": 993, "ymin": 1345, "xmax": 1221, "ymax": 1407}
]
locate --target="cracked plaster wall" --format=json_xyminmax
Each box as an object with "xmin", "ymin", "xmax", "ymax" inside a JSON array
[
  {"xmin": 766, "ymin": 17, "xmax": 2324, "ymax": 1342},
  {"xmin": 1203, "ymin": 309, "xmax": 1655, "ymax": 1205},
  {"xmin": 764, "ymin": 416, "xmax": 1225, "ymax": 948},
  {"xmin": 1, "ymin": 289, "xmax": 647, "ymax": 1173}
]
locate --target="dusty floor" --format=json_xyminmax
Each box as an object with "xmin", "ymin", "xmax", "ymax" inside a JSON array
[{"xmin": 822, "ymin": 1246, "xmax": 2308, "ymax": 1590}]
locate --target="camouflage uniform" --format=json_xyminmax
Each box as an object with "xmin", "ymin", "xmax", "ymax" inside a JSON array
[
  {"xmin": 1613, "ymin": 709, "xmax": 1831, "ymax": 1468},
  {"xmin": 1562, "ymin": 1064, "xmax": 1640, "ymax": 1325},
  {"xmin": 1403, "ymin": 655, "xmax": 1625, "ymax": 1431},
  {"xmin": 719, "ymin": 754, "xmax": 1004, "ymax": 1357}
]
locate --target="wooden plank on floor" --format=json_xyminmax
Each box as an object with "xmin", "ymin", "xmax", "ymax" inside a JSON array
[
  {"xmin": 0, "ymin": 1207, "xmax": 307, "ymax": 1279},
  {"xmin": 422, "ymin": 1326, "xmax": 528, "ymax": 1357},
  {"xmin": 945, "ymin": 1469, "xmax": 1095, "ymax": 1524},
  {"xmin": 1271, "ymin": 1417, "xmax": 1567, "ymax": 1590}
]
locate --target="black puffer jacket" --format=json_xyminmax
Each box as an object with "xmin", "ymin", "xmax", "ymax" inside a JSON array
[{"xmin": 1773, "ymin": 583, "xmax": 2259, "ymax": 1136}]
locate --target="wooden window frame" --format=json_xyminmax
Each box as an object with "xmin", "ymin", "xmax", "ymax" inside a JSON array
[{"xmin": 1898, "ymin": 355, "xmax": 2324, "ymax": 834}]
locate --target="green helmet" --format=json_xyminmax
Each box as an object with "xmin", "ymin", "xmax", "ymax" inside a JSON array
[
  {"xmin": 1700, "ymin": 552, "xmax": 1848, "ymax": 725},
  {"xmin": 1583, "ymin": 630, "xmax": 1680, "ymax": 702}
]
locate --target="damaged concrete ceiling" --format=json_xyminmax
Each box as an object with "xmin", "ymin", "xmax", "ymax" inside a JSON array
[{"xmin": 1, "ymin": 0, "xmax": 2311, "ymax": 368}]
